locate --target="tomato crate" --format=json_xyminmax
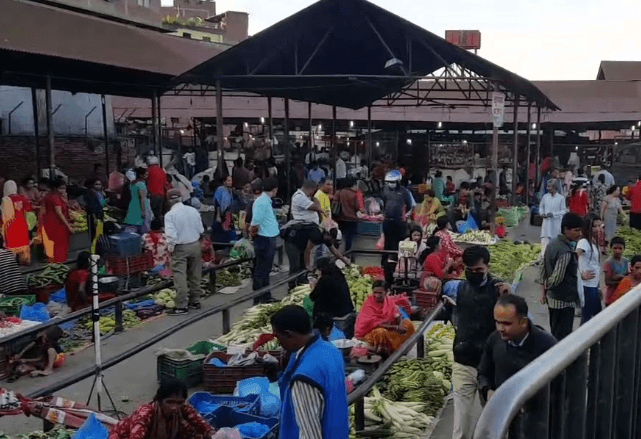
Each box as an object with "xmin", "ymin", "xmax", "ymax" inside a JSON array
[
  {"xmin": 203, "ymin": 352, "xmax": 267, "ymax": 394},
  {"xmin": 413, "ymin": 290, "xmax": 440, "ymax": 312},
  {"xmin": 0, "ymin": 295, "xmax": 36, "ymax": 317},
  {"xmin": 106, "ymin": 252, "xmax": 153, "ymax": 276}
]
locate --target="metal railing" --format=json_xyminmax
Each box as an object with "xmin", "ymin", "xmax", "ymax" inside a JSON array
[{"xmin": 474, "ymin": 284, "xmax": 641, "ymax": 439}]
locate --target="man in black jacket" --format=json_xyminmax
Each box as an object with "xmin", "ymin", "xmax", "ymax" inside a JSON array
[
  {"xmin": 540, "ymin": 213, "xmax": 583, "ymax": 340},
  {"xmin": 478, "ymin": 294, "xmax": 557, "ymax": 401},
  {"xmin": 452, "ymin": 246, "xmax": 513, "ymax": 439}
]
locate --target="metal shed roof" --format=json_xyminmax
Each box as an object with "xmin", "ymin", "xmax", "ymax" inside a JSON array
[
  {"xmin": 175, "ymin": 0, "xmax": 557, "ymax": 110},
  {"xmin": 597, "ymin": 61, "xmax": 641, "ymax": 81},
  {"xmin": 0, "ymin": 0, "xmax": 224, "ymax": 98}
]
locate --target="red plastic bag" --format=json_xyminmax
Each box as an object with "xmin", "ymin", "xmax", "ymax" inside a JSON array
[{"xmin": 375, "ymin": 235, "xmax": 385, "ymax": 251}]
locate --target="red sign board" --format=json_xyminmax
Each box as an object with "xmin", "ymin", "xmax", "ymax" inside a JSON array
[{"xmin": 445, "ymin": 30, "xmax": 481, "ymax": 50}]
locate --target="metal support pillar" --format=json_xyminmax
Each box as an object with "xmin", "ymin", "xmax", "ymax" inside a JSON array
[
  {"xmin": 45, "ymin": 76, "xmax": 55, "ymax": 170},
  {"xmin": 31, "ymin": 88, "xmax": 41, "ymax": 178},
  {"xmin": 511, "ymin": 96, "xmax": 520, "ymax": 204},
  {"xmin": 268, "ymin": 97, "xmax": 274, "ymax": 154},
  {"xmin": 536, "ymin": 107, "xmax": 542, "ymax": 189},
  {"xmin": 367, "ymin": 106, "xmax": 372, "ymax": 171},
  {"xmin": 549, "ymin": 127, "xmax": 554, "ymax": 161},
  {"xmin": 284, "ymin": 99, "xmax": 291, "ymax": 199},
  {"xmin": 525, "ymin": 103, "xmax": 532, "ymax": 206},
  {"xmin": 427, "ymin": 130, "xmax": 431, "ymax": 176},
  {"xmin": 151, "ymin": 91, "xmax": 157, "ymax": 155},
  {"xmin": 101, "ymin": 95, "xmax": 110, "ymax": 175},
  {"xmin": 332, "ymin": 106, "xmax": 337, "ymax": 185},
  {"xmin": 157, "ymin": 94, "xmax": 163, "ymax": 168},
  {"xmin": 216, "ymin": 80, "xmax": 224, "ymax": 171},
  {"xmin": 491, "ymin": 122, "xmax": 499, "ymax": 236},
  {"xmin": 308, "ymin": 102, "xmax": 314, "ymax": 159}
]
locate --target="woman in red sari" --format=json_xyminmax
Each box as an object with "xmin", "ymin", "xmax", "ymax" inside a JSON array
[
  {"xmin": 2, "ymin": 180, "xmax": 33, "ymax": 264},
  {"xmin": 433, "ymin": 217, "xmax": 464, "ymax": 277},
  {"xmin": 355, "ymin": 280, "xmax": 415, "ymax": 355},
  {"xmin": 109, "ymin": 378, "xmax": 214, "ymax": 439},
  {"xmin": 41, "ymin": 179, "xmax": 73, "ymax": 263}
]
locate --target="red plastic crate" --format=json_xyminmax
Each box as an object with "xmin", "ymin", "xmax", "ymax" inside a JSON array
[
  {"xmin": 413, "ymin": 290, "xmax": 440, "ymax": 312},
  {"xmin": 106, "ymin": 252, "xmax": 153, "ymax": 275}
]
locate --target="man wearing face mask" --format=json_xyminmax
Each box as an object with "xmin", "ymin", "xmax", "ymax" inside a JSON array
[
  {"xmin": 380, "ymin": 170, "xmax": 415, "ymax": 284},
  {"xmin": 450, "ymin": 245, "xmax": 513, "ymax": 439}
]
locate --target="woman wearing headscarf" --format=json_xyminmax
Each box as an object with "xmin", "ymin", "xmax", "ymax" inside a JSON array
[
  {"xmin": 355, "ymin": 280, "xmax": 415, "ymax": 356},
  {"xmin": 41, "ymin": 179, "xmax": 73, "ymax": 263},
  {"xmin": 2, "ymin": 180, "xmax": 34, "ymax": 264}
]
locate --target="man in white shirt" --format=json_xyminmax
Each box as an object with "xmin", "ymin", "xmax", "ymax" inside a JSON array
[
  {"xmin": 164, "ymin": 188, "xmax": 205, "ymax": 315},
  {"xmin": 539, "ymin": 179, "xmax": 566, "ymax": 257},
  {"xmin": 291, "ymin": 180, "xmax": 325, "ymax": 224},
  {"xmin": 335, "ymin": 156, "xmax": 347, "ymax": 180}
]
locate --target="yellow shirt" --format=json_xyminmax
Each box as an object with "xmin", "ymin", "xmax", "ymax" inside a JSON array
[{"xmin": 315, "ymin": 190, "xmax": 331, "ymax": 222}]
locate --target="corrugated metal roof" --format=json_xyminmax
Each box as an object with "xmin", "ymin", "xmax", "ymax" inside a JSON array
[
  {"xmin": 0, "ymin": 0, "xmax": 225, "ymax": 97},
  {"xmin": 175, "ymin": 0, "xmax": 557, "ymax": 111},
  {"xmin": 597, "ymin": 61, "xmax": 641, "ymax": 80}
]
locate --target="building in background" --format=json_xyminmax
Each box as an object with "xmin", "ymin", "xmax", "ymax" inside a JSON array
[{"xmin": 161, "ymin": 1, "xmax": 248, "ymax": 44}]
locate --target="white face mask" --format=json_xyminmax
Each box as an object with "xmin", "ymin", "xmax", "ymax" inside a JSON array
[{"xmin": 387, "ymin": 182, "xmax": 398, "ymax": 189}]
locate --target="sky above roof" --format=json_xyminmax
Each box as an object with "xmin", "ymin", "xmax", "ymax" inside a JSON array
[{"xmin": 204, "ymin": 0, "xmax": 641, "ymax": 81}]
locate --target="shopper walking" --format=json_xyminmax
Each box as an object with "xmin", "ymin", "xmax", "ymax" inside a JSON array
[
  {"xmin": 539, "ymin": 179, "xmax": 566, "ymax": 257},
  {"xmin": 146, "ymin": 156, "xmax": 167, "ymax": 220},
  {"xmin": 577, "ymin": 214, "xmax": 603, "ymax": 323},
  {"xmin": 124, "ymin": 168, "xmax": 151, "ymax": 234},
  {"xmin": 540, "ymin": 213, "xmax": 583, "ymax": 340},
  {"xmin": 271, "ymin": 305, "xmax": 349, "ymax": 439},
  {"xmin": 250, "ymin": 177, "xmax": 280, "ymax": 304},
  {"xmin": 333, "ymin": 178, "xmax": 362, "ymax": 252},
  {"xmin": 381, "ymin": 170, "xmax": 414, "ymax": 284},
  {"xmin": 601, "ymin": 185, "xmax": 625, "ymax": 245},
  {"xmin": 164, "ymin": 189, "xmax": 204, "ymax": 316},
  {"xmin": 451, "ymin": 246, "xmax": 512, "ymax": 439}
]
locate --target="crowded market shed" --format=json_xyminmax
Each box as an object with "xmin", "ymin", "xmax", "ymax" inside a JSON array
[
  {"xmin": 0, "ymin": 0, "xmax": 222, "ymax": 174},
  {"xmin": 172, "ymin": 0, "xmax": 558, "ymax": 204}
]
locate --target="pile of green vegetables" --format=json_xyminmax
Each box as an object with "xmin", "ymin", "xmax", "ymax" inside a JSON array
[
  {"xmin": 616, "ymin": 227, "xmax": 641, "ymax": 259},
  {"xmin": 0, "ymin": 427, "xmax": 72, "ymax": 439},
  {"xmin": 489, "ymin": 241, "xmax": 541, "ymax": 283},
  {"xmin": 216, "ymin": 269, "xmax": 244, "ymax": 288},
  {"xmin": 26, "ymin": 264, "xmax": 69, "ymax": 287}
]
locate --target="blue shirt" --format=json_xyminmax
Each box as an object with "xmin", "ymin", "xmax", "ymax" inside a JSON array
[
  {"xmin": 308, "ymin": 168, "xmax": 326, "ymax": 184},
  {"xmin": 251, "ymin": 193, "xmax": 280, "ymax": 238}
]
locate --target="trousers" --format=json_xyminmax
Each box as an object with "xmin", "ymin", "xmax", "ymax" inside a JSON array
[
  {"xmin": 452, "ymin": 362, "xmax": 479, "ymax": 439},
  {"xmin": 171, "ymin": 240, "xmax": 203, "ymax": 309},
  {"xmin": 548, "ymin": 306, "xmax": 575, "ymax": 340},
  {"xmin": 581, "ymin": 286, "xmax": 602, "ymax": 324},
  {"xmin": 253, "ymin": 235, "xmax": 277, "ymax": 304},
  {"xmin": 284, "ymin": 241, "xmax": 306, "ymax": 289}
]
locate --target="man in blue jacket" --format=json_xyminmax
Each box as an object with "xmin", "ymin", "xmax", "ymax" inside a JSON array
[{"xmin": 271, "ymin": 305, "xmax": 349, "ymax": 439}]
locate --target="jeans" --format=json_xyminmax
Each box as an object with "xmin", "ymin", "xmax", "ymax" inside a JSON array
[
  {"xmin": 338, "ymin": 221, "xmax": 357, "ymax": 252},
  {"xmin": 548, "ymin": 306, "xmax": 575, "ymax": 340},
  {"xmin": 253, "ymin": 235, "xmax": 277, "ymax": 304},
  {"xmin": 581, "ymin": 286, "xmax": 603, "ymax": 324},
  {"xmin": 452, "ymin": 362, "xmax": 479, "ymax": 439},
  {"xmin": 150, "ymin": 195, "xmax": 165, "ymax": 220},
  {"xmin": 171, "ymin": 240, "xmax": 203, "ymax": 309}
]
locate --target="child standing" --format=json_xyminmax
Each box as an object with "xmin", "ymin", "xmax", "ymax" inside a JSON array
[{"xmin": 604, "ymin": 237, "xmax": 630, "ymax": 306}]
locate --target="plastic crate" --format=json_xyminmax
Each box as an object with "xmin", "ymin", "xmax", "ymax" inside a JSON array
[
  {"xmin": 413, "ymin": 290, "xmax": 440, "ymax": 312},
  {"xmin": 108, "ymin": 232, "xmax": 142, "ymax": 257},
  {"xmin": 356, "ymin": 221, "xmax": 383, "ymax": 236},
  {"xmin": 207, "ymin": 406, "xmax": 279, "ymax": 439},
  {"xmin": 203, "ymin": 352, "xmax": 267, "ymax": 394},
  {"xmin": 188, "ymin": 392, "xmax": 260, "ymax": 416},
  {"xmin": 188, "ymin": 341, "xmax": 225, "ymax": 356},
  {"xmin": 157, "ymin": 356, "xmax": 204, "ymax": 388},
  {"xmin": 32, "ymin": 285, "xmax": 62, "ymax": 304},
  {"xmin": 106, "ymin": 252, "xmax": 153, "ymax": 276},
  {"xmin": 0, "ymin": 295, "xmax": 36, "ymax": 317}
]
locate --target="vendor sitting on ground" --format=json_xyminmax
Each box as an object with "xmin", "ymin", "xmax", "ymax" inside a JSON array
[
  {"xmin": 10, "ymin": 326, "xmax": 64, "ymax": 380},
  {"xmin": 65, "ymin": 251, "xmax": 91, "ymax": 312},
  {"xmin": 355, "ymin": 280, "xmax": 416, "ymax": 356},
  {"xmin": 414, "ymin": 189, "xmax": 446, "ymax": 226},
  {"xmin": 109, "ymin": 378, "xmax": 215, "ymax": 439},
  {"xmin": 421, "ymin": 236, "xmax": 458, "ymax": 292},
  {"xmin": 310, "ymin": 257, "xmax": 356, "ymax": 338}
]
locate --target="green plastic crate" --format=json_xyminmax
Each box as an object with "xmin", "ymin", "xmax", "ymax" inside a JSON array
[
  {"xmin": 0, "ymin": 295, "xmax": 36, "ymax": 316},
  {"xmin": 157, "ymin": 341, "xmax": 223, "ymax": 388}
]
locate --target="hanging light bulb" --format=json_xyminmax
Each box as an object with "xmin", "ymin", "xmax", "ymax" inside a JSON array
[{"xmin": 437, "ymin": 122, "xmax": 443, "ymax": 129}]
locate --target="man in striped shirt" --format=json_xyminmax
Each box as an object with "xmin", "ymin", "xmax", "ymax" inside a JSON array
[
  {"xmin": 271, "ymin": 305, "xmax": 349, "ymax": 439},
  {"xmin": 540, "ymin": 213, "xmax": 584, "ymax": 340}
]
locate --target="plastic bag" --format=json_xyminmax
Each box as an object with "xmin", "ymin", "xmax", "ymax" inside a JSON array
[
  {"xmin": 259, "ymin": 393, "xmax": 281, "ymax": 417},
  {"xmin": 230, "ymin": 238, "xmax": 255, "ymax": 260},
  {"xmin": 73, "ymin": 413, "xmax": 108, "ymax": 439},
  {"xmin": 457, "ymin": 214, "xmax": 478, "ymax": 234},
  {"xmin": 375, "ymin": 235, "xmax": 385, "ymax": 251},
  {"xmin": 19, "ymin": 303, "xmax": 50, "ymax": 323},
  {"xmin": 238, "ymin": 422, "xmax": 270, "ymax": 439},
  {"xmin": 212, "ymin": 428, "xmax": 242, "ymax": 439},
  {"xmin": 50, "ymin": 288, "xmax": 67, "ymax": 304},
  {"xmin": 236, "ymin": 377, "xmax": 270, "ymax": 397}
]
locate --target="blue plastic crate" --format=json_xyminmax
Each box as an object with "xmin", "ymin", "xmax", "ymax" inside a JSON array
[
  {"xmin": 206, "ymin": 406, "xmax": 278, "ymax": 439},
  {"xmin": 189, "ymin": 393, "xmax": 260, "ymax": 417},
  {"xmin": 108, "ymin": 232, "xmax": 142, "ymax": 257},
  {"xmin": 356, "ymin": 221, "xmax": 383, "ymax": 236}
]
